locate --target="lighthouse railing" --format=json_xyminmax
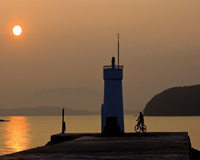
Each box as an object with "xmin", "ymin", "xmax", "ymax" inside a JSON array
[{"xmin": 103, "ymin": 65, "xmax": 123, "ymax": 69}]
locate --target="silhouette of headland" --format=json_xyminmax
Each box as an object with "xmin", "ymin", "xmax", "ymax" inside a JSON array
[{"xmin": 144, "ymin": 84, "xmax": 200, "ymax": 116}]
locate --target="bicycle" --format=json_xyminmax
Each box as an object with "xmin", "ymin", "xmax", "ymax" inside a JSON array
[{"xmin": 134, "ymin": 123, "xmax": 147, "ymax": 133}]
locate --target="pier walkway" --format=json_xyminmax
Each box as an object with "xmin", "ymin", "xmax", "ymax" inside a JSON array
[{"xmin": 1, "ymin": 132, "xmax": 192, "ymax": 160}]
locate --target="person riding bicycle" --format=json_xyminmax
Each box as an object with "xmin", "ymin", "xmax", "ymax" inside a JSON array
[{"xmin": 137, "ymin": 112, "xmax": 144, "ymax": 129}]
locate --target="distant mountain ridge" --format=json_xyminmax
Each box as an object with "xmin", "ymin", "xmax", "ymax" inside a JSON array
[
  {"xmin": 143, "ymin": 84, "xmax": 200, "ymax": 116},
  {"xmin": 0, "ymin": 87, "xmax": 138, "ymax": 116},
  {"xmin": 7, "ymin": 88, "xmax": 102, "ymax": 112},
  {"xmin": 0, "ymin": 106, "xmax": 97, "ymax": 116},
  {"xmin": 0, "ymin": 106, "xmax": 137, "ymax": 116}
]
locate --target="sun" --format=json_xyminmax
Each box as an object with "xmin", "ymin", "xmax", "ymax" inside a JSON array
[{"xmin": 13, "ymin": 25, "xmax": 22, "ymax": 36}]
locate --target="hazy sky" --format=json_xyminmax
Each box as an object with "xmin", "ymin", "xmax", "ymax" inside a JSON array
[{"xmin": 0, "ymin": 0, "xmax": 200, "ymax": 110}]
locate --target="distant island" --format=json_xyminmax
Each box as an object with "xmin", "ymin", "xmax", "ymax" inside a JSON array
[
  {"xmin": 0, "ymin": 106, "xmax": 137, "ymax": 116},
  {"xmin": 0, "ymin": 106, "xmax": 97, "ymax": 116},
  {"xmin": 143, "ymin": 84, "xmax": 200, "ymax": 116},
  {"xmin": 0, "ymin": 119, "xmax": 9, "ymax": 122},
  {"xmin": 0, "ymin": 87, "xmax": 138, "ymax": 116},
  {"xmin": 6, "ymin": 88, "xmax": 102, "ymax": 112}
]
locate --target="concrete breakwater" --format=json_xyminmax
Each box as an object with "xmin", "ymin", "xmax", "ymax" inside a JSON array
[{"xmin": 1, "ymin": 132, "xmax": 199, "ymax": 160}]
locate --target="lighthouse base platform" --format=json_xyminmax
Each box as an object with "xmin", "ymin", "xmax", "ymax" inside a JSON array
[{"xmin": 1, "ymin": 132, "xmax": 199, "ymax": 160}]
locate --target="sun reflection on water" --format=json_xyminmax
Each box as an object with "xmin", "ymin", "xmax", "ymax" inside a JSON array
[{"xmin": 4, "ymin": 116, "xmax": 31, "ymax": 153}]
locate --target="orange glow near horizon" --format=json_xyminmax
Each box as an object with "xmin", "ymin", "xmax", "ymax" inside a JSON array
[{"xmin": 4, "ymin": 116, "xmax": 31, "ymax": 153}]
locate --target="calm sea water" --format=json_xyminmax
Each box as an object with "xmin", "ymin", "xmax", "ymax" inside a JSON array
[{"xmin": 0, "ymin": 115, "xmax": 200, "ymax": 155}]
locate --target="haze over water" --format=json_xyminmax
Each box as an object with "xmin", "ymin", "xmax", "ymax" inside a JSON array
[
  {"xmin": 0, "ymin": 0, "xmax": 200, "ymax": 111},
  {"xmin": 0, "ymin": 115, "xmax": 199, "ymax": 156}
]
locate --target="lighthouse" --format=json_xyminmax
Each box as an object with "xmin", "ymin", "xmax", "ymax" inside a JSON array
[{"xmin": 101, "ymin": 56, "xmax": 124, "ymax": 134}]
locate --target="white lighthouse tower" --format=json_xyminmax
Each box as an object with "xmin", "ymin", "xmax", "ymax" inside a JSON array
[{"xmin": 101, "ymin": 35, "xmax": 124, "ymax": 134}]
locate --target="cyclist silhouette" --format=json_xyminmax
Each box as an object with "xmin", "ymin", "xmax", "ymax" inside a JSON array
[{"xmin": 137, "ymin": 112, "xmax": 144, "ymax": 129}]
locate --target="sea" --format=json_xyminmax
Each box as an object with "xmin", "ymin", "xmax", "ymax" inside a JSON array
[{"xmin": 0, "ymin": 115, "xmax": 200, "ymax": 156}]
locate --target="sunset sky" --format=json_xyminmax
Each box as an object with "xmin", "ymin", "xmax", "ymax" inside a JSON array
[{"xmin": 0, "ymin": 0, "xmax": 200, "ymax": 110}]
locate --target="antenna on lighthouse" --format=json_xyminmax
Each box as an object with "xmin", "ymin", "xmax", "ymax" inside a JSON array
[{"xmin": 117, "ymin": 33, "xmax": 120, "ymax": 68}]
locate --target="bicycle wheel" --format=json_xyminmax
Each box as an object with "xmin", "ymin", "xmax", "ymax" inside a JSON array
[
  {"xmin": 142, "ymin": 125, "xmax": 147, "ymax": 133},
  {"xmin": 134, "ymin": 125, "xmax": 141, "ymax": 133}
]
